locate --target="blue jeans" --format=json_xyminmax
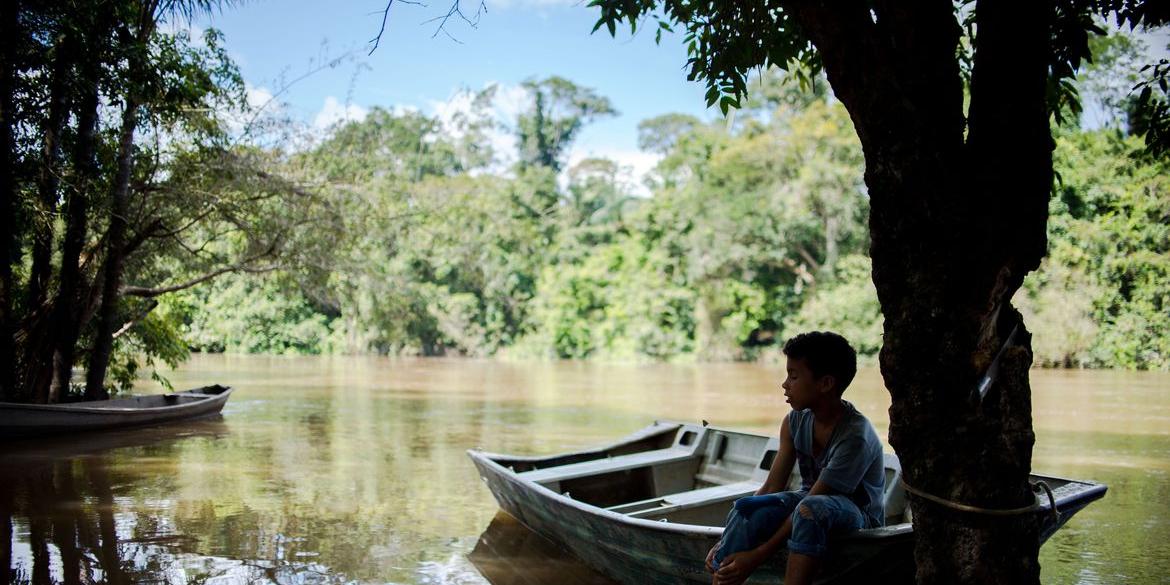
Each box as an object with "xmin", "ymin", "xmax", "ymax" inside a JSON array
[{"xmin": 713, "ymin": 491, "xmax": 866, "ymax": 568}]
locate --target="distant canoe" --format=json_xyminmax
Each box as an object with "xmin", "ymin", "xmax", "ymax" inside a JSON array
[
  {"xmin": 0, "ymin": 385, "xmax": 233, "ymax": 439},
  {"xmin": 468, "ymin": 421, "xmax": 1107, "ymax": 585}
]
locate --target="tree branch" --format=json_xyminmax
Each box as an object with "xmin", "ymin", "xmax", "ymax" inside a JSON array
[
  {"xmin": 795, "ymin": 245, "xmax": 822, "ymax": 274},
  {"xmin": 120, "ymin": 252, "xmax": 280, "ymax": 298},
  {"xmin": 111, "ymin": 299, "xmax": 158, "ymax": 340}
]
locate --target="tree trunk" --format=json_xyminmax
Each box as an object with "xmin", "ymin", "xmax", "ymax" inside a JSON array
[
  {"xmin": 87, "ymin": 5, "xmax": 158, "ymax": 398},
  {"xmin": 27, "ymin": 30, "xmax": 75, "ymax": 316},
  {"xmin": 45, "ymin": 37, "xmax": 103, "ymax": 404},
  {"xmin": 783, "ymin": 1, "xmax": 1053, "ymax": 583},
  {"xmin": 0, "ymin": 0, "xmax": 19, "ymax": 402},
  {"xmin": 86, "ymin": 98, "xmax": 139, "ymax": 400}
]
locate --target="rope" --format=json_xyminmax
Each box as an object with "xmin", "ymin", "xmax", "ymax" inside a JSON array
[{"xmin": 901, "ymin": 478, "xmax": 1059, "ymax": 523}]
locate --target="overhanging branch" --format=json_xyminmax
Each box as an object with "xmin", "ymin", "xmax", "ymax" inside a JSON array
[
  {"xmin": 120, "ymin": 252, "xmax": 280, "ymax": 299},
  {"xmin": 112, "ymin": 299, "xmax": 159, "ymax": 340}
]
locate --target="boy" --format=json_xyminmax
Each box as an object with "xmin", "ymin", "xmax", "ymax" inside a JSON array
[{"xmin": 706, "ymin": 331, "xmax": 885, "ymax": 585}]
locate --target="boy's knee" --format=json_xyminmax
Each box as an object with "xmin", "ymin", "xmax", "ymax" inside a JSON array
[{"xmin": 793, "ymin": 495, "xmax": 831, "ymax": 524}]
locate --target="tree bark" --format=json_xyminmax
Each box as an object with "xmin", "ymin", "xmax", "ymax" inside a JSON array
[
  {"xmin": 44, "ymin": 26, "xmax": 105, "ymax": 403},
  {"xmin": 86, "ymin": 97, "xmax": 140, "ymax": 400},
  {"xmin": 782, "ymin": 1, "xmax": 1052, "ymax": 583},
  {"xmin": 0, "ymin": 0, "xmax": 19, "ymax": 402},
  {"xmin": 27, "ymin": 31, "xmax": 75, "ymax": 315},
  {"xmin": 86, "ymin": 3, "xmax": 158, "ymax": 399}
]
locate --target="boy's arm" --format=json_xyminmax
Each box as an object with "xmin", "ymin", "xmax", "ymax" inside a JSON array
[
  {"xmin": 755, "ymin": 414, "xmax": 797, "ymax": 495},
  {"xmin": 716, "ymin": 479, "xmax": 836, "ymax": 582}
]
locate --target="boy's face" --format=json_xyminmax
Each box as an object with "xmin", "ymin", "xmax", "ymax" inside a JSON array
[{"xmin": 782, "ymin": 356, "xmax": 834, "ymax": 411}]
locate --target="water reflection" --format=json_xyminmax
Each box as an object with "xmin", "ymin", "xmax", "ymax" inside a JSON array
[
  {"xmin": 0, "ymin": 421, "xmax": 412, "ymax": 584},
  {"xmin": 1, "ymin": 422, "xmax": 230, "ymax": 584},
  {"xmin": 468, "ymin": 513, "xmax": 616, "ymax": 585},
  {"xmin": 0, "ymin": 355, "xmax": 1165, "ymax": 584}
]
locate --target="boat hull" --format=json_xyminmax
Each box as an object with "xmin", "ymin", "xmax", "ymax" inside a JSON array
[
  {"xmin": 0, "ymin": 385, "xmax": 232, "ymax": 439},
  {"xmin": 469, "ymin": 422, "xmax": 1106, "ymax": 585},
  {"xmin": 470, "ymin": 451, "xmax": 914, "ymax": 584}
]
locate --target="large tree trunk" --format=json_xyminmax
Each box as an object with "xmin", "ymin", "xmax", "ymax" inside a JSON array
[
  {"xmin": 785, "ymin": 1, "xmax": 1053, "ymax": 583},
  {"xmin": 27, "ymin": 30, "xmax": 76, "ymax": 316},
  {"xmin": 86, "ymin": 98, "xmax": 139, "ymax": 400},
  {"xmin": 17, "ymin": 27, "xmax": 75, "ymax": 403},
  {"xmin": 0, "ymin": 0, "xmax": 19, "ymax": 401},
  {"xmin": 44, "ymin": 37, "xmax": 103, "ymax": 404},
  {"xmin": 87, "ymin": 5, "xmax": 157, "ymax": 398}
]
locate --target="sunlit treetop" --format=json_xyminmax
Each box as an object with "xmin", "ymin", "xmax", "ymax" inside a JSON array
[{"xmin": 586, "ymin": 0, "xmax": 1170, "ymax": 154}]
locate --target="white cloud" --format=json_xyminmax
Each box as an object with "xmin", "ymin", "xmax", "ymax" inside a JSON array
[
  {"xmin": 313, "ymin": 96, "xmax": 369, "ymax": 131},
  {"xmin": 427, "ymin": 82, "xmax": 531, "ymax": 172},
  {"xmin": 567, "ymin": 147, "xmax": 663, "ymax": 198},
  {"xmin": 218, "ymin": 85, "xmax": 279, "ymax": 139},
  {"xmin": 425, "ymin": 84, "xmax": 663, "ymax": 195},
  {"xmin": 246, "ymin": 86, "xmax": 275, "ymax": 110}
]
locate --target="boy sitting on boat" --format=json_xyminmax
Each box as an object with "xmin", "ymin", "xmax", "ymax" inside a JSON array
[{"xmin": 706, "ymin": 331, "xmax": 885, "ymax": 585}]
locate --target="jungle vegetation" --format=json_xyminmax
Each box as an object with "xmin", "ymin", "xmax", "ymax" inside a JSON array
[
  {"xmin": 583, "ymin": 1, "xmax": 1168, "ymax": 583},
  {"xmin": 171, "ymin": 60, "xmax": 1168, "ymax": 371},
  {"xmin": 1, "ymin": 2, "xmax": 1166, "ymax": 412}
]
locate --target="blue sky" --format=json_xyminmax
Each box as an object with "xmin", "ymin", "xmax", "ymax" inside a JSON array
[
  {"xmin": 195, "ymin": 1, "xmax": 1170, "ymax": 174},
  {"xmin": 195, "ymin": 0, "xmax": 715, "ymax": 175}
]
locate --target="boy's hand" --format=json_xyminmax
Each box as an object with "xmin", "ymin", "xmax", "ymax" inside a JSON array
[
  {"xmin": 705, "ymin": 543, "xmax": 719, "ymax": 573},
  {"xmin": 714, "ymin": 549, "xmax": 765, "ymax": 584}
]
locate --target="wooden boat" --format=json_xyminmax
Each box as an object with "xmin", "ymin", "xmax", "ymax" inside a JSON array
[
  {"xmin": 0, "ymin": 385, "xmax": 233, "ymax": 439},
  {"xmin": 468, "ymin": 421, "xmax": 1107, "ymax": 585}
]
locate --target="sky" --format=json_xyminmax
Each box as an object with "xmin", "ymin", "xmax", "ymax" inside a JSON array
[
  {"xmin": 193, "ymin": 1, "xmax": 1170, "ymax": 183},
  {"xmin": 193, "ymin": 0, "xmax": 717, "ymax": 184}
]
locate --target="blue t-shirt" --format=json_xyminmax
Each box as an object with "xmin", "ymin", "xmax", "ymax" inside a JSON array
[{"xmin": 789, "ymin": 401, "xmax": 885, "ymax": 527}]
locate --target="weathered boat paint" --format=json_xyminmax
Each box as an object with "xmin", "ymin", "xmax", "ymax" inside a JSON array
[
  {"xmin": 469, "ymin": 421, "xmax": 1107, "ymax": 585},
  {"xmin": 0, "ymin": 385, "xmax": 232, "ymax": 439}
]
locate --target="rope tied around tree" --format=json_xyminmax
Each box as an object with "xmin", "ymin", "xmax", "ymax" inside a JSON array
[{"xmin": 900, "ymin": 478, "xmax": 1059, "ymax": 524}]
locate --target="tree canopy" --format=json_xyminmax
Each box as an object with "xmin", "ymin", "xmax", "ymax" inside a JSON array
[{"xmin": 580, "ymin": 1, "xmax": 1165, "ymax": 584}]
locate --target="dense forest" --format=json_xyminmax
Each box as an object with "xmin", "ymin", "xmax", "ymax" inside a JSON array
[
  {"xmin": 169, "ymin": 50, "xmax": 1168, "ymax": 371},
  {"xmin": 2, "ymin": 3, "xmax": 1167, "ymax": 405}
]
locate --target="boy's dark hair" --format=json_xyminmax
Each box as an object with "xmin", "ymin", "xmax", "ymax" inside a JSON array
[{"xmin": 782, "ymin": 331, "xmax": 857, "ymax": 395}]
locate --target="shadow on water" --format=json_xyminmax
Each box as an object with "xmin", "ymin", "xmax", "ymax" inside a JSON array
[
  {"xmin": 0, "ymin": 417, "xmax": 453, "ymax": 585},
  {"xmin": 0, "ymin": 420, "xmax": 233, "ymax": 585},
  {"xmin": 1, "ymin": 416, "xmax": 229, "ymax": 462},
  {"xmin": 468, "ymin": 512, "xmax": 617, "ymax": 585}
]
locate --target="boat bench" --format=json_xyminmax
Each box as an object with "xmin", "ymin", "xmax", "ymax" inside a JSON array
[
  {"xmin": 516, "ymin": 447, "xmax": 698, "ymax": 485},
  {"xmin": 607, "ymin": 480, "xmax": 759, "ymax": 518}
]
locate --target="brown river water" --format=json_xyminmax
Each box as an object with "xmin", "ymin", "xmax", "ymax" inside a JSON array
[{"xmin": 1, "ymin": 355, "xmax": 1167, "ymax": 584}]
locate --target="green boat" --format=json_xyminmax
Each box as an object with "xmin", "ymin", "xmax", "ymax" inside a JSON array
[
  {"xmin": 0, "ymin": 384, "xmax": 232, "ymax": 439},
  {"xmin": 468, "ymin": 421, "xmax": 1106, "ymax": 585}
]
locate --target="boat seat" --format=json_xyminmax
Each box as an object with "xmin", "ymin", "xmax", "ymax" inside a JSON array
[
  {"xmin": 517, "ymin": 447, "xmax": 697, "ymax": 485},
  {"xmin": 609, "ymin": 480, "xmax": 759, "ymax": 518}
]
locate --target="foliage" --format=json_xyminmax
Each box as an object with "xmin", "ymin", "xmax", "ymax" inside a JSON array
[
  {"xmin": 1020, "ymin": 128, "xmax": 1170, "ymax": 369},
  {"xmin": 516, "ymin": 76, "xmax": 616, "ymax": 172},
  {"xmin": 168, "ymin": 273, "xmax": 335, "ymax": 355},
  {"xmin": 781, "ymin": 255, "xmax": 882, "ymax": 361},
  {"xmin": 163, "ymin": 65, "xmax": 1170, "ymax": 371},
  {"xmin": 0, "ymin": 2, "xmax": 335, "ymax": 401}
]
